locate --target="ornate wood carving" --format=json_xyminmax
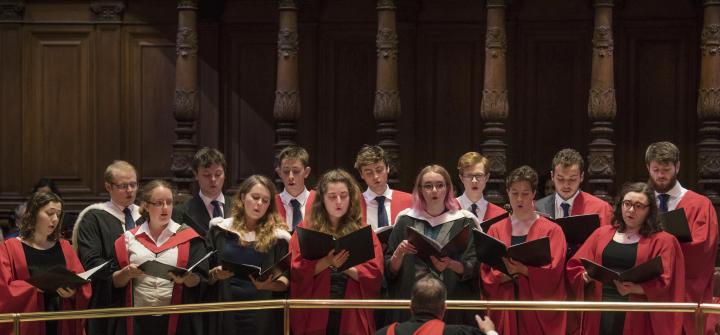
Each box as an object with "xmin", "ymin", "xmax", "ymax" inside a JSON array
[
  {"xmin": 592, "ymin": 26, "xmax": 614, "ymax": 57},
  {"xmin": 698, "ymin": 0, "xmax": 720, "ymax": 207},
  {"xmin": 374, "ymin": 0, "xmax": 401, "ymax": 186},
  {"xmin": 274, "ymin": 90, "xmax": 300, "ymax": 119},
  {"xmin": 177, "ymin": 0, "xmax": 197, "ymax": 10},
  {"xmin": 273, "ymin": 0, "xmax": 302, "ymax": 160},
  {"xmin": 278, "ymin": 28, "xmax": 299, "ymax": 59},
  {"xmin": 90, "ymin": 1, "xmax": 125, "ymax": 21},
  {"xmin": 176, "ymin": 27, "xmax": 198, "ymax": 58},
  {"xmin": 0, "ymin": 1, "xmax": 24, "ymax": 20},
  {"xmin": 481, "ymin": 0, "xmax": 508, "ymax": 205},
  {"xmin": 588, "ymin": 88, "xmax": 616, "ymax": 119}
]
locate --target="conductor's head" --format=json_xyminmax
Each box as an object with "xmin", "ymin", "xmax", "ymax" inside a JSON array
[{"xmin": 410, "ymin": 276, "xmax": 447, "ymax": 319}]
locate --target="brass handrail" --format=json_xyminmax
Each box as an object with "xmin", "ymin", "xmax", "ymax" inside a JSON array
[{"xmin": 0, "ymin": 299, "xmax": 710, "ymax": 335}]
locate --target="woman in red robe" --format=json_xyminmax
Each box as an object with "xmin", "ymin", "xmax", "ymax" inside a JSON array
[
  {"xmin": 566, "ymin": 182, "xmax": 685, "ymax": 335},
  {"xmin": 289, "ymin": 169, "xmax": 384, "ymax": 335},
  {"xmin": 0, "ymin": 191, "xmax": 91, "ymax": 335},
  {"xmin": 480, "ymin": 166, "xmax": 567, "ymax": 335}
]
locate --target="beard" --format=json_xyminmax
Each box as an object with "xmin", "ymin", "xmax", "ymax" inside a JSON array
[{"xmin": 648, "ymin": 175, "xmax": 677, "ymax": 193}]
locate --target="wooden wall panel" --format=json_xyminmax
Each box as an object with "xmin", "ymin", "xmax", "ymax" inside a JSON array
[
  {"xmin": 0, "ymin": 25, "xmax": 23, "ymax": 197},
  {"xmin": 23, "ymin": 26, "xmax": 94, "ymax": 195},
  {"xmin": 124, "ymin": 27, "xmax": 176, "ymax": 182},
  {"xmin": 221, "ymin": 25, "xmax": 277, "ymax": 187}
]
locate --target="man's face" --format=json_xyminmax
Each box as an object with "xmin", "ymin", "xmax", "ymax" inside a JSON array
[
  {"xmin": 360, "ymin": 161, "xmax": 389, "ymax": 194},
  {"xmin": 551, "ymin": 164, "xmax": 583, "ymax": 200},
  {"xmin": 105, "ymin": 169, "xmax": 138, "ymax": 208},
  {"xmin": 459, "ymin": 162, "xmax": 489, "ymax": 195},
  {"xmin": 647, "ymin": 160, "xmax": 679, "ymax": 193},
  {"xmin": 195, "ymin": 164, "xmax": 225, "ymax": 198},
  {"xmin": 276, "ymin": 158, "xmax": 311, "ymax": 196}
]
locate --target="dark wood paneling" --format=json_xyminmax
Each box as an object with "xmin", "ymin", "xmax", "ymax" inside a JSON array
[
  {"xmin": 95, "ymin": 25, "xmax": 123, "ymax": 194},
  {"xmin": 23, "ymin": 26, "xmax": 94, "ymax": 195},
  {"xmin": 0, "ymin": 25, "xmax": 23, "ymax": 196}
]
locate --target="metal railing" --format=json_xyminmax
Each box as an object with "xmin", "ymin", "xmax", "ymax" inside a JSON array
[{"xmin": 0, "ymin": 300, "xmax": 717, "ymax": 335}]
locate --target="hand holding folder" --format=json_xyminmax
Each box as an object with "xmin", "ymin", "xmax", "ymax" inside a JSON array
[
  {"xmin": 138, "ymin": 250, "xmax": 216, "ymax": 281},
  {"xmin": 405, "ymin": 224, "xmax": 471, "ymax": 266},
  {"xmin": 473, "ymin": 230, "xmax": 551, "ymax": 276},
  {"xmin": 581, "ymin": 256, "xmax": 663, "ymax": 285},
  {"xmin": 297, "ymin": 226, "xmax": 375, "ymax": 271},
  {"xmin": 27, "ymin": 260, "xmax": 110, "ymax": 292},
  {"xmin": 221, "ymin": 253, "xmax": 290, "ymax": 281}
]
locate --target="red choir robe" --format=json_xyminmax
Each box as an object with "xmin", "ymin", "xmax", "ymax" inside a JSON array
[
  {"xmin": 570, "ymin": 192, "xmax": 613, "ymax": 227},
  {"xmin": 674, "ymin": 191, "xmax": 718, "ymax": 335},
  {"xmin": 275, "ymin": 190, "xmax": 316, "ymax": 225},
  {"xmin": 480, "ymin": 216, "xmax": 567, "ymax": 335},
  {"xmin": 483, "ymin": 202, "xmax": 507, "ymax": 221},
  {"xmin": 289, "ymin": 220, "xmax": 384, "ymax": 335},
  {"xmin": 0, "ymin": 238, "xmax": 91, "ymax": 335},
  {"xmin": 113, "ymin": 226, "xmax": 200, "ymax": 335},
  {"xmin": 360, "ymin": 189, "xmax": 413, "ymax": 226},
  {"xmin": 566, "ymin": 225, "xmax": 685, "ymax": 335}
]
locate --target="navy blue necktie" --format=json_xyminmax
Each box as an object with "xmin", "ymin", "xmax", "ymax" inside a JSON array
[
  {"xmin": 376, "ymin": 196, "xmax": 389, "ymax": 228},
  {"xmin": 123, "ymin": 207, "xmax": 135, "ymax": 230},
  {"xmin": 658, "ymin": 194, "xmax": 670, "ymax": 213},
  {"xmin": 211, "ymin": 200, "xmax": 223, "ymax": 218},
  {"xmin": 290, "ymin": 199, "xmax": 302, "ymax": 230},
  {"xmin": 470, "ymin": 203, "xmax": 479, "ymax": 218},
  {"xmin": 560, "ymin": 202, "xmax": 571, "ymax": 218}
]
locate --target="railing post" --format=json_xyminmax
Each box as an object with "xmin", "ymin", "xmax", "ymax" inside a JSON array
[
  {"xmin": 13, "ymin": 313, "xmax": 20, "ymax": 335},
  {"xmin": 695, "ymin": 304, "xmax": 705, "ymax": 335},
  {"xmin": 284, "ymin": 299, "xmax": 290, "ymax": 335}
]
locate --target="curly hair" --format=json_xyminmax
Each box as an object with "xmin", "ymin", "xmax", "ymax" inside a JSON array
[
  {"xmin": 612, "ymin": 182, "xmax": 662, "ymax": 237},
  {"xmin": 308, "ymin": 169, "xmax": 363, "ymax": 238},
  {"xmin": 20, "ymin": 191, "xmax": 64, "ymax": 242},
  {"xmin": 505, "ymin": 165, "xmax": 538, "ymax": 192},
  {"xmin": 231, "ymin": 175, "xmax": 287, "ymax": 252}
]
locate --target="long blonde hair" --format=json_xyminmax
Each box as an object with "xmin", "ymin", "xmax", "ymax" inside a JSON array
[
  {"xmin": 308, "ymin": 169, "xmax": 363, "ymax": 238},
  {"xmin": 231, "ymin": 175, "xmax": 287, "ymax": 252}
]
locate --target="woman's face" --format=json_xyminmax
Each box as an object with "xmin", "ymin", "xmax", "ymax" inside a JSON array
[
  {"xmin": 621, "ymin": 191, "xmax": 650, "ymax": 231},
  {"xmin": 242, "ymin": 183, "xmax": 272, "ymax": 224},
  {"xmin": 507, "ymin": 180, "xmax": 535, "ymax": 215},
  {"xmin": 146, "ymin": 186, "xmax": 173, "ymax": 228},
  {"xmin": 420, "ymin": 171, "xmax": 447, "ymax": 208},
  {"xmin": 34, "ymin": 201, "xmax": 62, "ymax": 239},
  {"xmin": 323, "ymin": 182, "xmax": 350, "ymax": 223}
]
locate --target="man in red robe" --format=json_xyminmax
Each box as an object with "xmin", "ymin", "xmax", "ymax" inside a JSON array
[
  {"xmin": 455, "ymin": 151, "xmax": 507, "ymax": 223},
  {"xmin": 645, "ymin": 141, "xmax": 718, "ymax": 335},
  {"xmin": 274, "ymin": 146, "xmax": 316, "ymax": 231}
]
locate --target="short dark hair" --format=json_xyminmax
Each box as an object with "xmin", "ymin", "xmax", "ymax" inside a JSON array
[
  {"xmin": 551, "ymin": 148, "xmax": 584, "ymax": 172},
  {"xmin": 612, "ymin": 182, "xmax": 661, "ymax": 237},
  {"xmin": 276, "ymin": 145, "xmax": 310, "ymax": 167},
  {"xmin": 20, "ymin": 192, "xmax": 64, "ymax": 242},
  {"xmin": 192, "ymin": 147, "xmax": 227, "ymax": 172},
  {"xmin": 645, "ymin": 141, "xmax": 680, "ymax": 166},
  {"xmin": 506, "ymin": 165, "xmax": 538, "ymax": 192},
  {"xmin": 410, "ymin": 276, "xmax": 446, "ymax": 318}
]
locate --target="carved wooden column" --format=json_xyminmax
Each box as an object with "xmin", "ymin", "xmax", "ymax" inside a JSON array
[
  {"xmin": 481, "ymin": 0, "xmax": 509, "ymax": 205},
  {"xmin": 273, "ymin": 0, "xmax": 301, "ymax": 158},
  {"xmin": 90, "ymin": 1, "xmax": 125, "ymax": 21},
  {"xmin": 171, "ymin": 0, "xmax": 199, "ymax": 197},
  {"xmin": 586, "ymin": 0, "xmax": 616, "ymax": 202},
  {"xmin": 374, "ymin": 0, "xmax": 401, "ymax": 186},
  {"xmin": 0, "ymin": 1, "xmax": 24, "ymax": 20},
  {"xmin": 698, "ymin": 0, "xmax": 720, "ymax": 208}
]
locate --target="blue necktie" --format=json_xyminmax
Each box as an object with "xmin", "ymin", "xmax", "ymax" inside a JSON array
[
  {"xmin": 211, "ymin": 200, "xmax": 223, "ymax": 218},
  {"xmin": 470, "ymin": 203, "xmax": 479, "ymax": 218},
  {"xmin": 290, "ymin": 199, "xmax": 302, "ymax": 230},
  {"xmin": 376, "ymin": 196, "xmax": 389, "ymax": 228},
  {"xmin": 560, "ymin": 202, "xmax": 571, "ymax": 218},
  {"xmin": 123, "ymin": 207, "xmax": 135, "ymax": 230},
  {"xmin": 658, "ymin": 194, "xmax": 670, "ymax": 213}
]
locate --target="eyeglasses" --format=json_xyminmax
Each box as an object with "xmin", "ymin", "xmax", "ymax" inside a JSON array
[
  {"xmin": 421, "ymin": 183, "xmax": 446, "ymax": 191},
  {"xmin": 462, "ymin": 173, "xmax": 486, "ymax": 181},
  {"xmin": 147, "ymin": 200, "xmax": 173, "ymax": 208},
  {"xmin": 621, "ymin": 200, "xmax": 649, "ymax": 210},
  {"xmin": 112, "ymin": 182, "xmax": 138, "ymax": 190}
]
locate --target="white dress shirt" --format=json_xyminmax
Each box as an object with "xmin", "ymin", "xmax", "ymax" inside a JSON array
[
  {"xmin": 457, "ymin": 193, "xmax": 489, "ymax": 220},
  {"xmin": 554, "ymin": 190, "xmax": 580, "ymax": 218},
  {"xmin": 199, "ymin": 191, "xmax": 226, "ymax": 218},
  {"xmin": 279, "ymin": 188, "xmax": 310, "ymax": 224},
  {"xmin": 363, "ymin": 186, "xmax": 394, "ymax": 230},
  {"xmin": 654, "ymin": 181, "xmax": 687, "ymax": 211}
]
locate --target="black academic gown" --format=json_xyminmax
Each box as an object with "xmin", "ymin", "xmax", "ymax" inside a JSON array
[
  {"xmin": 376, "ymin": 313, "xmax": 487, "ymax": 335},
  {"xmin": 384, "ymin": 210, "xmax": 479, "ymax": 326},
  {"xmin": 75, "ymin": 208, "xmax": 127, "ymax": 335},
  {"xmin": 173, "ymin": 195, "xmax": 232, "ymax": 236},
  {"xmin": 206, "ymin": 224, "xmax": 289, "ymax": 335}
]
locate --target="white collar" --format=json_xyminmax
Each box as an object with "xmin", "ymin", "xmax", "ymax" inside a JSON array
[
  {"xmin": 363, "ymin": 186, "xmax": 393, "ymax": 202},
  {"xmin": 134, "ymin": 219, "xmax": 181, "ymax": 245},
  {"xmin": 280, "ymin": 188, "xmax": 310, "ymax": 205},
  {"xmin": 398, "ymin": 208, "xmax": 479, "ymax": 228},
  {"xmin": 654, "ymin": 181, "xmax": 684, "ymax": 199},
  {"xmin": 199, "ymin": 191, "xmax": 225, "ymax": 207},
  {"xmin": 555, "ymin": 189, "xmax": 580, "ymax": 207},
  {"xmin": 457, "ymin": 193, "xmax": 487, "ymax": 208}
]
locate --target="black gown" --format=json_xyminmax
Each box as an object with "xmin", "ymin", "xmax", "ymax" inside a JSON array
[
  {"xmin": 599, "ymin": 239, "xmax": 638, "ymax": 335},
  {"xmin": 23, "ymin": 242, "xmax": 65, "ymax": 335},
  {"xmin": 75, "ymin": 208, "xmax": 126, "ymax": 335},
  {"xmin": 206, "ymin": 225, "xmax": 288, "ymax": 335}
]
